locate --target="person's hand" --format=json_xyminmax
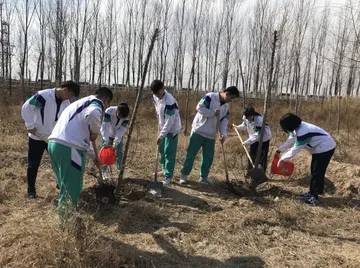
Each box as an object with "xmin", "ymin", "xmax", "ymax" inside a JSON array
[
  {"xmin": 108, "ymin": 137, "xmax": 114, "ymax": 147},
  {"xmin": 219, "ymin": 135, "xmax": 226, "ymax": 144},
  {"xmin": 28, "ymin": 128, "xmax": 36, "ymax": 135},
  {"xmin": 89, "ymin": 133, "xmax": 98, "ymax": 142},
  {"xmin": 277, "ymin": 159, "xmax": 284, "ymax": 168},
  {"xmin": 214, "ymin": 109, "xmax": 220, "ymax": 116},
  {"xmin": 156, "ymin": 136, "xmax": 162, "ymax": 145},
  {"xmin": 93, "ymin": 157, "xmax": 101, "ymax": 168}
]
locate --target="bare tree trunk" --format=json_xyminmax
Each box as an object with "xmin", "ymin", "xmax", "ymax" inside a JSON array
[
  {"xmin": 222, "ymin": 0, "xmax": 239, "ymax": 89},
  {"xmin": 184, "ymin": 0, "xmax": 204, "ymax": 135},
  {"xmin": 125, "ymin": 1, "xmax": 133, "ymax": 87},
  {"xmin": 239, "ymin": 58, "xmax": 246, "ymax": 108},
  {"xmin": 254, "ymin": 31, "xmax": 277, "ymax": 173},
  {"xmin": 33, "ymin": 52, "xmax": 41, "ymax": 92},
  {"xmin": 136, "ymin": 0, "xmax": 147, "ymax": 88},
  {"xmin": 173, "ymin": 0, "xmax": 185, "ymax": 90},
  {"xmin": 18, "ymin": 0, "xmax": 35, "ymax": 100},
  {"xmin": 116, "ymin": 28, "xmax": 159, "ymax": 191},
  {"xmin": 211, "ymin": 13, "xmax": 224, "ymax": 91},
  {"xmin": 91, "ymin": 0, "xmax": 100, "ymax": 85}
]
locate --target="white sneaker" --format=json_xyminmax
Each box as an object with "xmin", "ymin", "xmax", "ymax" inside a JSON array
[
  {"xmin": 199, "ymin": 176, "xmax": 213, "ymax": 185},
  {"xmin": 102, "ymin": 167, "xmax": 110, "ymax": 180},
  {"xmin": 163, "ymin": 176, "xmax": 172, "ymax": 186},
  {"xmin": 179, "ymin": 174, "xmax": 188, "ymax": 185}
]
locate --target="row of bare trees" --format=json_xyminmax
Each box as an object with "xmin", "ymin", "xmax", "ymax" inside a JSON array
[{"xmin": 1, "ymin": 0, "xmax": 360, "ymax": 99}]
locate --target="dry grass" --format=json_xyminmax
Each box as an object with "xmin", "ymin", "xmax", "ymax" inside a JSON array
[{"xmin": 1, "ymin": 90, "xmax": 360, "ymax": 267}]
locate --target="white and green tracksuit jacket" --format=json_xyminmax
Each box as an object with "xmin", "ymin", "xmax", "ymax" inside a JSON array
[
  {"xmin": 153, "ymin": 91, "xmax": 181, "ymax": 139},
  {"xmin": 48, "ymin": 95, "xmax": 104, "ymax": 158},
  {"xmin": 21, "ymin": 88, "xmax": 70, "ymax": 140},
  {"xmin": 280, "ymin": 122, "xmax": 336, "ymax": 161},
  {"xmin": 235, "ymin": 115, "xmax": 272, "ymax": 145},
  {"xmin": 100, "ymin": 106, "xmax": 129, "ymax": 147},
  {"xmin": 192, "ymin": 92, "xmax": 229, "ymax": 140}
]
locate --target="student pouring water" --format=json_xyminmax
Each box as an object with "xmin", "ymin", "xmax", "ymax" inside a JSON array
[
  {"xmin": 276, "ymin": 113, "xmax": 336, "ymax": 206},
  {"xmin": 100, "ymin": 103, "xmax": 130, "ymax": 179}
]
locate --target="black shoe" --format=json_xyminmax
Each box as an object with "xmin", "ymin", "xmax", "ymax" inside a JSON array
[
  {"xmin": 28, "ymin": 187, "xmax": 37, "ymax": 199},
  {"xmin": 28, "ymin": 191, "xmax": 37, "ymax": 199}
]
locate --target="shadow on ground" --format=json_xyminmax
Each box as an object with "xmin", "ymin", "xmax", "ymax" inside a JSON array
[{"xmin": 85, "ymin": 234, "xmax": 267, "ymax": 268}]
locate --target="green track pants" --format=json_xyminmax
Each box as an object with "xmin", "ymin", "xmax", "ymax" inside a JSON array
[
  {"xmin": 159, "ymin": 133, "xmax": 178, "ymax": 178},
  {"xmin": 48, "ymin": 142, "xmax": 86, "ymax": 225},
  {"xmin": 181, "ymin": 131, "xmax": 215, "ymax": 178}
]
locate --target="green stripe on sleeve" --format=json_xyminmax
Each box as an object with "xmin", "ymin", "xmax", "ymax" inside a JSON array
[
  {"xmin": 29, "ymin": 96, "xmax": 43, "ymax": 107},
  {"xmin": 295, "ymin": 137, "xmax": 311, "ymax": 147},
  {"xmin": 90, "ymin": 101, "xmax": 103, "ymax": 110},
  {"xmin": 165, "ymin": 109, "xmax": 176, "ymax": 116}
]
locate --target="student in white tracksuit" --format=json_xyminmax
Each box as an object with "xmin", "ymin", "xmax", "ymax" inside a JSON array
[
  {"xmin": 21, "ymin": 81, "xmax": 80, "ymax": 199},
  {"xmin": 276, "ymin": 113, "xmax": 336, "ymax": 206},
  {"xmin": 48, "ymin": 87, "xmax": 113, "ymax": 224},
  {"xmin": 180, "ymin": 86, "xmax": 240, "ymax": 185},
  {"xmin": 100, "ymin": 103, "xmax": 130, "ymax": 178},
  {"xmin": 234, "ymin": 107, "xmax": 272, "ymax": 177},
  {"xmin": 151, "ymin": 80, "xmax": 181, "ymax": 186}
]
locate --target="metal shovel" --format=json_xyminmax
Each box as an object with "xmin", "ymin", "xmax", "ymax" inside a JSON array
[
  {"xmin": 233, "ymin": 125, "xmax": 269, "ymax": 188},
  {"xmin": 148, "ymin": 132, "xmax": 164, "ymax": 197},
  {"xmin": 217, "ymin": 116, "xmax": 240, "ymax": 195}
]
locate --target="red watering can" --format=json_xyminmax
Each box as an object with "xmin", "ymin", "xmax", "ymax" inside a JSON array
[
  {"xmin": 99, "ymin": 146, "xmax": 116, "ymax": 166},
  {"xmin": 271, "ymin": 154, "xmax": 294, "ymax": 176}
]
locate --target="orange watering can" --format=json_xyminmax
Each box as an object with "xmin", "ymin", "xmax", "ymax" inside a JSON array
[
  {"xmin": 99, "ymin": 146, "xmax": 116, "ymax": 166},
  {"xmin": 271, "ymin": 154, "xmax": 294, "ymax": 176}
]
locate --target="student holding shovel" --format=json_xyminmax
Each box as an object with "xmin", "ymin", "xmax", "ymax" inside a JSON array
[
  {"xmin": 21, "ymin": 81, "xmax": 80, "ymax": 199},
  {"xmin": 48, "ymin": 87, "xmax": 113, "ymax": 225},
  {"xmin": 234, "ymin": 106, "xmax": 272, "ymax": 178},
  {"xmin": 100, "ymin": 103, "xmax": 130, "ymax": 179},
  {"xmin": 151, "ymin": 80, "xmax": 181, "ymax": 186},
  {"xmin": 180, "ymin": 86, "xmax": 240, "ymax": 185},
  {"xmin": 276, "ymin": 113, "xmax": 336, "ymax": 206}
]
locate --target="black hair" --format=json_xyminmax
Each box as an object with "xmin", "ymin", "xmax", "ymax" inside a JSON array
[
  {"xmin": 95, "ymin": 87, "xmax": 113, "ymax": 101},
  {"xmin": 117, "ymin": 103, "xmax": 130, "ymax": 118},
  {"xmin": 61, "ymin": 80, "xmax": 80, "ymax": 97},
  {"xmin": 150, "ymin": 80, "xmax": 164, "ymax": 94},
  {"xmin": 243, "ymin": 106, "xmax": 261, "ymax": 118},
  {"xmin": 224, "ymin": 86, "xmax": 240, "ymax": 98},
  {"xmin": 280, "ymin": 113, "xmax": 302, "ymax": 132}
]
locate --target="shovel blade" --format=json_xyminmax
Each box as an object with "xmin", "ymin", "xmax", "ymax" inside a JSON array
[
  {"xmin": 148, "ymin": 181, "xmax": 164, "ymax": 197},
  {"xmin": 251, "ymin": 168, "xmax": 269, "ymax": 188}
]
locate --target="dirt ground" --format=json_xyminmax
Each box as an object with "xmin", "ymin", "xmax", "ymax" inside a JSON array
[{"xmin": 1, "ymin": 98, "xmax": 360, "ymax": 268}]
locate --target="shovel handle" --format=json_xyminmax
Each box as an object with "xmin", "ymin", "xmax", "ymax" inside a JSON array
[
  {"xmin": 91, "ymin": 140, "xmax": 104, "ymax": 185},
  {"xmin": 217, "ymin": 116, "xmax": 229, "ymax": 183},
  {"xmin": 154, "ymin": 125, "xmax": 160, "ymax": 183},
  {"xmin": 233, "ymin": 125, "xmax": 255, "ymax": 168}
]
